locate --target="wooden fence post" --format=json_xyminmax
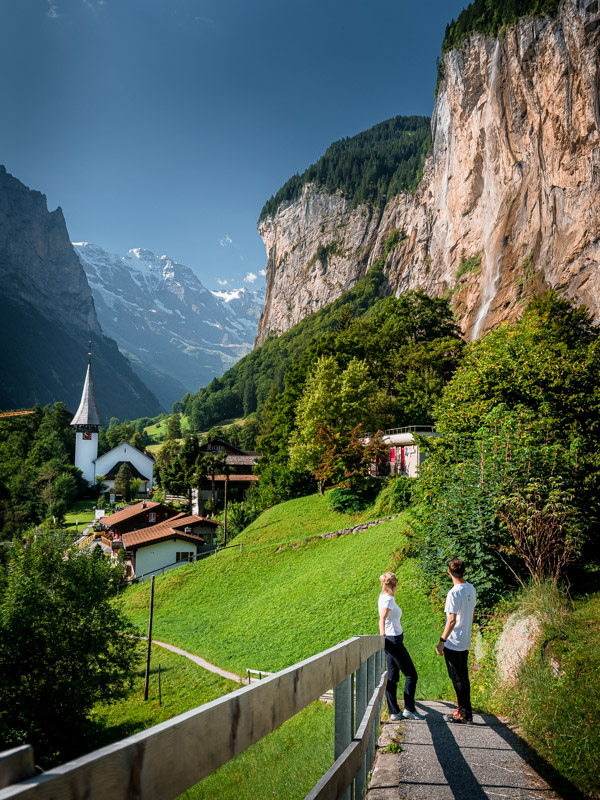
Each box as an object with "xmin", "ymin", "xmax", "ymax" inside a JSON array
[
  {"xmin": 354, "ymin": 660, "xmax": 368, "ymax": 799},
  {"xmin": 0, "ymin": 746, "xmax": 35, "ymax": 790},
  {"xmin": 366, "ymin": 653, "xmax": 376, "ymax": 769},
  {"xmin": 334, "ymin": 674, "xmax": 353, "ymax": 800}
]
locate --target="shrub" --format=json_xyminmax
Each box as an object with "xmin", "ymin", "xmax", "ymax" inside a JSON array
[
  {"xmin": 372, "ymin": 477, "xmax": 413, "ymax": 517},
  {"xmin": 326, "ymin": 487, "xmax": 363, "ymax": 514}
]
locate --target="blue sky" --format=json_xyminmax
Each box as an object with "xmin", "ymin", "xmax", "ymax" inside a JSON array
[{"xmin": 1, "ymin": 0, "xmax": 468, "ymax": 289}]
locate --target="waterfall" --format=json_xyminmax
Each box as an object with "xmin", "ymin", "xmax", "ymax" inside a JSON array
[{"xmin": 472, "ymin": 41, "xmax": 502, "ymax": 340}]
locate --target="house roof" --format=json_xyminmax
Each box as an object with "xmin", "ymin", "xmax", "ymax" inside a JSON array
[
  {"xmin": 70, "ymin": 363, "xmax": 103, "ymax": 428},
  {"xmin": 122, "ymin": 513, "xmax": 218, "ymax": 548},
  {"xmin": 212, "ymin": 474, "xmax": 259, "ymax": 482},
  {"xmin": 94, "ymin": 441, "xmax": 155, "ymax": 464},
  {"xmin": 225, "ymin": 454, "xmax": 258, "ymax": 466},
  {"xmin": 102, "ymin": 461, "xmax": 150, "ymax": 481},
  {"xmin": 101, "ymin": 501, "xmax": 170, "ymax": 527}
]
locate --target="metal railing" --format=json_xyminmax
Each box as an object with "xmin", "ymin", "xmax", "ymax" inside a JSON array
[
  {"xmin": 0, "ymin": 636, "xmax": 386, "ymax": 800},
  {"xmin": 383, "ymin": 425, "xmax": 436, "ymax": 435}
]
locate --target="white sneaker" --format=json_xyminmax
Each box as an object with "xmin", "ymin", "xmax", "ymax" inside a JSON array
[
  {"xmin": 388, "ymin": 713, "xmax": 403, "ymax": 722},
  {"xmin": 402, "ymin": 708, "xmax": 426, "ymax": 720}
]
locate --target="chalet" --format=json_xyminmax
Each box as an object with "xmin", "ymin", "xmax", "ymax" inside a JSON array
[
  {"xmin": 95, "ymin": 441, "xmax": 155, "ymax": 495},
  {"xmin": 192, "ymin": 439, "xmax": 259, "ymax": 515},
  {"xmin": 382, "ymin": 425, "xmax": 440, "ymax": 478},
  {"xmin": 121, "ymin": 513, "xmax": 222, "ymax": 579},
  {"xmin": 99, "ymin": 501, "xmax": 178, "ymax": 537}
]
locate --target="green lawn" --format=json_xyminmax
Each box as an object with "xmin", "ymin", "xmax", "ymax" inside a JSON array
[
  {"xmin": 64, "ymin": 499, "xmax": 98, "ymax": 533},
  {"xmin": 232, "ymin": 491, "xmax": 383, "ymax": 548},
  {"xmin": 122, "ymin": 507, "xmax": 449, "ymax": 698},
  {"xmin": 116, "ymin": 495, "xmax": 451, "ymax": 799},
  {"xmin": 89, "ymin": 644, "xmax": 237, "ymax": 748}
]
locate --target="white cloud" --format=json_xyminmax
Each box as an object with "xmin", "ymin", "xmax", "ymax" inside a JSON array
[
  {"xmin": 219, "ymin": 235, "xmax": 234, "ymax": 248},
  {"xmin": 47, "ymin": 1, "xmax": 59, "ymax": 18},
  {"xmin": 216, "ymin": 278, "xmax": 228, "ymax": 286},
  {"xmin": 244, "ymin": 272, "xmax": 258, "ymax": 284},
  {"xmin": 259, "ymin": 269, "xmax": 267, "ymax": 277}
]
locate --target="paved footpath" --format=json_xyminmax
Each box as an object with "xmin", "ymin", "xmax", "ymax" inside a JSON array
[{"xmin": 368, "ymin": 701, "xmax": 565, "ymax": 800}]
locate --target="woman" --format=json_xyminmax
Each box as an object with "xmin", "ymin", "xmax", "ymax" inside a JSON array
[{"xmin": 378, "ymin": 572, "xmax": 425, "ymax": 721}]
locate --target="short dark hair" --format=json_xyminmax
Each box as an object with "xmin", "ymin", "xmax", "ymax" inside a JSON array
[{"xmin": 448, "ymin": 558, "xmax": 465, "ymax": 578}]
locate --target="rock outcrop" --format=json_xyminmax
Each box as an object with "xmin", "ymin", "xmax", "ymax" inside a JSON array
[
  {"xmin": 256, "ymin": 0, "xmax": 600, "ymax": 344},
  {"xmin": 0, "ymin": 167, "xmax": 163, "ymax": 420}
]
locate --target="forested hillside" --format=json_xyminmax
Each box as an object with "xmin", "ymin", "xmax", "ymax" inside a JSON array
[
  {"xmin": 259, "ymin": 116, "xmax": 431, "ymax": 222},
  {"xmin": 180, "ymin": 263, "xmax": 389, "ymax": 432}
]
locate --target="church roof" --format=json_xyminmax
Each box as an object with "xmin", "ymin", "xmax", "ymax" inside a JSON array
[{"xmin": 70, "ymin": 363, "xmax": 103, "ymax": 427}]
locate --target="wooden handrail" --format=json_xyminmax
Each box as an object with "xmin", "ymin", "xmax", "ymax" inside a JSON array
[{"xmin": 0, "ymin": 635, "xmax": 385, "ymax": 800}]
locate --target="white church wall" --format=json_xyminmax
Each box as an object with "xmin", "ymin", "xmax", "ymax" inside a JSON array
[
  {"xmin": 75, "ymin": 432, "xmax": 98, "ymax": 484},
  {"xmin": 95, "ymin": 442, "xmax": 154, "ymax": 489}
]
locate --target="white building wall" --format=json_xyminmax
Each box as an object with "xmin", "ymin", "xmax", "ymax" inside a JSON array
[
  {"xmin": 95, "ymin": 442, "xmax": 154, "ymax": 489},
  {"xmin": 75, "ymin": 432, "xmax": 98, "ymax": 484},
  {"xmin": 134, "ymin": 538, "xmax": 196, "ymax": 578}
]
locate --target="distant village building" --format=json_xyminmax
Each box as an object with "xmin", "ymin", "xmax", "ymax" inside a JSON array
[
  {"xmin": 191, "ymin": 439, "xmax": 259, "ymax": 515},
  {"xmin": 70, "ymin": 351, "xmax": 103, "ymax": 484},
  {"xmin": 99, "ymin": 501, "xmax": 177, "ymax": 537},
  {"xmin": 382, "ymin": 426, "xmax": 439, "ymax": 478},
  {"xmin": 121, "ymin": 512, "xmax": 221, "ymax": 580}
]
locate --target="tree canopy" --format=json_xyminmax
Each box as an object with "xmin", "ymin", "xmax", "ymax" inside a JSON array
[{"xmin": 0, "ymin": 534, "xmax": 141, "ymax": 766}]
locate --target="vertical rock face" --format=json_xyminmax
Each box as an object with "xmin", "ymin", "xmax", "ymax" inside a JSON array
[
  {"xmin": 0, "ymin": 167, "xmax": 163, "ymax": 420},
  {"xmin": 256, "ymin": 0, "xmax": 600, "ymax": 344}
]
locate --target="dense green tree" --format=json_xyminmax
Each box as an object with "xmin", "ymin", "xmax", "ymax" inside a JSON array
[
  {"xmin": 412, "ymin": 292, "xmax": 600, "ymax": 606},
  {"xmin": 0, "ymin": 534, "xmax": 141, "ymax": 766},
  {"xmin": 114, "ymin": 462, "xmax": 134, "ymax": 501},
  {"xmin": 166, "ymin": 414, "xmax": 182, "ymax": 441}
]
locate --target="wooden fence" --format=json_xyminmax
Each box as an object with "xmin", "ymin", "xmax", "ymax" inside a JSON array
[{"xmin": 0, "ymin": 635, "xmax": 386, "ymax": 800}]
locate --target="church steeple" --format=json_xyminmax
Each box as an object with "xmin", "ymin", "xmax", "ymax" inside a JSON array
[
  {"xmin": 71, "ymin": 343, "xmax": 103, "ymax": 483},
  {"xmin": 71, "ymin": 345, "xmax": 103, "ymax": 429}
]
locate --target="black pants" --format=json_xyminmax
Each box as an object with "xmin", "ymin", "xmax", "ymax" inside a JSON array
[
  {"xmin": 443, "ymin": 647, "xmax": 472, "ymax": 720},
  {"xmin": 384, "ymin": 634, "xmax": 418, "ymax": 715}
]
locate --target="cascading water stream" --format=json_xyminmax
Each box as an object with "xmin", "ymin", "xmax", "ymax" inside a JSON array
[{"xmin": 472, "ymin": 41, "xmax": 502, "ymax": 340}]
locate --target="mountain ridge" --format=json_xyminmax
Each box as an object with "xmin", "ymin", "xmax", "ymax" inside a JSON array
[
  {"xmin": 75, "ymin": 242, "xmax": 264, "ymax": 409},
  {"xmin": 0, "ymin": 167, "xmax": 162, "ymax": 421}
]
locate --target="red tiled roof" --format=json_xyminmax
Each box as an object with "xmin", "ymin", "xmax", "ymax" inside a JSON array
[
  {"xmin": 121, "ymin": 513, "xmax": 221, "ymax": 548},
  {"xmin": 101, "ymin": 501, "xmax": 167, "ymax": 527}
]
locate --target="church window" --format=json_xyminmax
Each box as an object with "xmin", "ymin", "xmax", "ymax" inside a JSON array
[{"xmin": 83, "ymin": 432, "xmax": 92, "ymax": 441}]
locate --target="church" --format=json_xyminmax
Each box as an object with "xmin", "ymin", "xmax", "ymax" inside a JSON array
[{"xmin": 70, "ymin": 353, "xmax": 155, "ymax": 494}]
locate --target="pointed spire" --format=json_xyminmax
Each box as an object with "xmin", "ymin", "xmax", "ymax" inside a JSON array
[{"xmin": 71, "ymin": 345, "xmax": 103, "ymax": 428}]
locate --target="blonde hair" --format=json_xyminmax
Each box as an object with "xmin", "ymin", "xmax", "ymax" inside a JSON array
[{"xmin": 379, "ymin": 572, "xmax": 398, "ymax": 590}]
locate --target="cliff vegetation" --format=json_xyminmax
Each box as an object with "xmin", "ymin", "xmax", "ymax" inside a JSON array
[{"xmin": 259, "ymin": 116, "xmax": 431, "ymax": 221}]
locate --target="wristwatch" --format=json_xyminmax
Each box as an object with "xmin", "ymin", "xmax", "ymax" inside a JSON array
[{"xmin": 439, "ymin": 637, "xmax": 446, "ymax": 643}]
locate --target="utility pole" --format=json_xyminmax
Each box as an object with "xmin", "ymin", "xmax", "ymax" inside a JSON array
[
  {"xmin": 223, "ymin": 475, "xmax": 228, "ymax": 547},
  {"xmin": 144, "ymin": 576, "xmax": 155, "ymax": 701}
]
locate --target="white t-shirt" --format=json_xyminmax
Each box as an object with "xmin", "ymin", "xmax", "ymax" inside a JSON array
[
  {"xmin": 378, "ymin": 592, "xmax": 403, "ymax": 636},
  {"xmin": 444, "ymin": 581, "xmax": 476, "ymax": 651}
]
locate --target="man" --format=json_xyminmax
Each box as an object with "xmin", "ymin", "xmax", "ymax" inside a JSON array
[{"xmin": 435, "ymin": 557, "xmax": 477, "ymax": 724}]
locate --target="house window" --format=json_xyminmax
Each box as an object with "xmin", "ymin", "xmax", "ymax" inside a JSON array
[
  {"xmin": 176, "ymin": 552, "xmax": 194, "ymax": 562},
  {"xmin": 148, "ymin": 512, "xmax": 156, "ymax": 523},
  {"xmin": 83, "ymin": 431, "xmax": 92, "ymax": 441}
]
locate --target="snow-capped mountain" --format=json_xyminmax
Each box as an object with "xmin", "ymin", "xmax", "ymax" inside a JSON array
[{"xmin": 74, "ymin": 243, "xmax": 265, "ymax": 410}]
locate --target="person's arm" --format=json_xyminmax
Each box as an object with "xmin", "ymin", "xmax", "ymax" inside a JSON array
[
  {"xmin": 379, "ymin": 607, "xmax": 389, "ymax": 636},
  {"xmin": 436, "ymin": 613, "xmax": 456, "ymax": 655}
]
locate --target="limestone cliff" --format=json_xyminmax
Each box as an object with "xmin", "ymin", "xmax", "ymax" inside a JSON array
[{"xmin": 256, "ymin": 0, "xmax": 600, "ymax": 344}]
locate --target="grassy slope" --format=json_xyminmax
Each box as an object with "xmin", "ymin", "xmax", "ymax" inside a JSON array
[
  {"xmin": 121, "ymin": 496, "xmax": 449, "ymax": 697},
  {"xmin": 116, "ymin": 493, "xmax": 451, "ymax": 799},
  {"xmin": 232, "ymin": 492, "xmax": 383, "ymax": 548}
]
